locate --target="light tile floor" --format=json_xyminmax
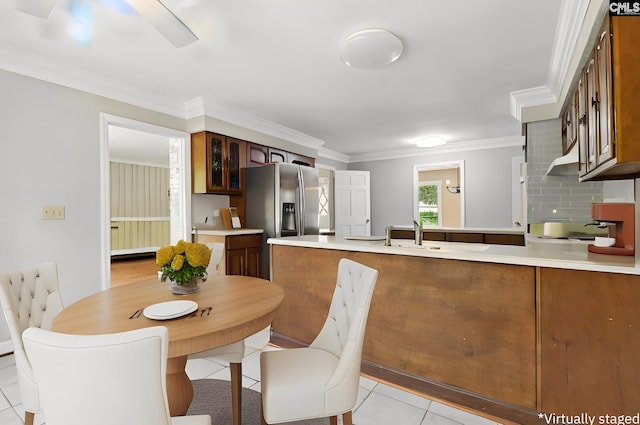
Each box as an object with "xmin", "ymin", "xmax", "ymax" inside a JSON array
[{"xmin": 0, "ymin": 345, "xmax": 503, "ymax": 425}]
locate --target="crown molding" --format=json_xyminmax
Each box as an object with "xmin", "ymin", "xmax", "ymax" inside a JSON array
[
  {"xmin": 509, "ymin": 0, "xmax": 591, "ymax": 122},
  {"xmin": 510, "ymin": 85, "xmax": 558, "ymax": 122},
  {"xmin": 184, "ymin": 96, "xmax": 325, "ymax": 151},
  {"xmin": 347, "ymin": 136, "xmax": 524, "ymax": 164},
  {"xmin": 317, "ymin": 147, "xmax": 350, "ymax": 163},
  {"xmin": 546, "ymin": 0, "xmax": 591, "ymax": 96},
  {"xmin": 0, "ymin": 42, "xmax": 185, "ymax": 117}
]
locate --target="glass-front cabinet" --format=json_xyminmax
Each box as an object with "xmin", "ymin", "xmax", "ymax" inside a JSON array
[{"xmin": 191, "ymin": 131, "xmax": 246, "ymax": 194}]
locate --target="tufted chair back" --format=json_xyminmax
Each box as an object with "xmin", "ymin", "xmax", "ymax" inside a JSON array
[
  {"xmin": 23, "ymin": 326, "xmax": 211, "ymax": 425},
  {"xmin": 260, "ymin": 258, "xmax": 378, "ymax": 425},
  {"xmin": 309, "ymin": 259, "xmax": 378, "ymax": 403},
  {"xmin": 0, "ymin": 262, "xmax": 64, "ymax": 425}
]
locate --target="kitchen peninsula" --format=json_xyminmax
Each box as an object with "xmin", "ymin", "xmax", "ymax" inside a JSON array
[{"xmin": 267, "ymin": 235, "xmax": 640, "ymax": 424}]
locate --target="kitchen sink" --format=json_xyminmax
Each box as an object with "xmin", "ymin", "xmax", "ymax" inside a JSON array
[{"xmin": 390, "ymin": 241, "xmax": 490, "ymax": 252}]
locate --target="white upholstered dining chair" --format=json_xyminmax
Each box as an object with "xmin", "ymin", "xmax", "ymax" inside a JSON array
[
  {"xmin": 189, "ymin": 242, "xmax": 247, "ymax": 425},
  {"xmin": 23, "ymin": 326, "xmax": 211, "ymax": 425},
  {"xmin": 0, "ymin": 262, "xmax": 64, "ymax": 425},
  {"xmin": 260, "ymin": 258, "xmax": 379, "ymax": 425}
]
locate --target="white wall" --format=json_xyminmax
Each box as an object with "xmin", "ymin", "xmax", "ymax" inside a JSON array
[
  {"xmin": 0, "ymin": 69, "xmax": 185, "ymax": 309},
  {"xmin": 350, "ymin": 145, "xmax": 523, "ymax": 235}
]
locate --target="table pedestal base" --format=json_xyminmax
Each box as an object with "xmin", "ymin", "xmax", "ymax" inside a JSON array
[{"xmin": 167, "ymin": 355, "xmax": 193, "ymax": 416}]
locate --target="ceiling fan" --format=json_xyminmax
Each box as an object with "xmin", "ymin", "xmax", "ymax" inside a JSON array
[{"xmin": 14, "ymin": 0, "xmax": 198, "ymax": 47}]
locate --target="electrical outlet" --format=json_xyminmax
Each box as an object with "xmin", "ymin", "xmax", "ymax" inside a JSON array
[{"xmin": 42, "ymin": 206, "xmax": 65, "ymax": 220}]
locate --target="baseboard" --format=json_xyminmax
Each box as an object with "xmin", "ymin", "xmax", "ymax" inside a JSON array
[{"xmin": 269, "ymin": 333, "xmax": 538, "ymax": 425}]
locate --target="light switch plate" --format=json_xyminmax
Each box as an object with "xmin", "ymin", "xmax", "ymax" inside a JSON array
[{"xmin": 42, "ymin": 206, "xmax": 65, "ymax": 220}]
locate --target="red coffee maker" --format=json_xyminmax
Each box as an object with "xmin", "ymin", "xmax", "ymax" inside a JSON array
[{"xmin": 587, "ymin": 203, "xmax": 635, "ymax": 256}]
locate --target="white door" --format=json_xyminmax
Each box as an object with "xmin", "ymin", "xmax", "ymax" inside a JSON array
[
  {"xmin": 334, "ymin": 170, "xmax": 371, "ymax": 239},
  {"xmin": 512, "ymin": 156, "xmax": 526, "ymax": 229}
]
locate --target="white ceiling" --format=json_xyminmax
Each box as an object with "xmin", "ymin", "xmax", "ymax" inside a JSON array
[{"xmin": 0, "ymin": 0, "xmax": 564, "ymax": 160}]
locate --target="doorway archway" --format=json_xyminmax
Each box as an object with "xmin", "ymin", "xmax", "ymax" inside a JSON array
[
  {"xmin": 413, "ymin": 160, "xmax": 465, "ymax": 228},
  {"xmin": 100, "ymin": 113, "xmax": 191, "ymax": 289}
]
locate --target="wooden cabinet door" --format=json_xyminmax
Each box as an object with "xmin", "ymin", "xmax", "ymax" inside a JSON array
[
  {"xmin": 268, "ymin": 148, "xmax": 287, "ymax": 163},
  {"xmin": 561, "ymin": 91, "xmax": 577, "ymax": 154},
  {"xmin": 225, "ymin": 248, "xmax": 246, "ymax": 275},
  {"xmin": 585, "ymin": 57, "xmax": 598, "ymax": 173},
  {"xmin": 225, "ymin": 234, "xmax": 262, "ymax": 276},
  {"xmin": 288, "ymin": 152, "xmax": 315, "ymax": 167},
  {"xmin": 226, "ymin": 137, "xmax": 246, "ymax": 194},
  {"xmin": 539, "ymin": 268, "xmax": 640, "ymax": 415},
  {"xmin": 577, "ymin": 74, "xmax": 589, "ymax": 176},
  {"xmin": 206, "ymin": 132, "xmax": 226, "ymax": 192},
  {"xmin": 247, "ymin": 143, "xmax": 269, "ymax": 167},
  {"xmin": 225, "ymin": 247, "xmax": 261, "ymax": 277},
  {"xmin": 245, "ymin": 246, "xmax": 261, "ymax": 278},
  {"xmin": 595, "ymin": 19, "xmax": 614, "ymax": 166}
]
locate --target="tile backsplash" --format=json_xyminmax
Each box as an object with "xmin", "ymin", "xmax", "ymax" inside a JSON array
[{"xmin": 526, "ymin": 118, "xmax": 603, "ymax": 224}]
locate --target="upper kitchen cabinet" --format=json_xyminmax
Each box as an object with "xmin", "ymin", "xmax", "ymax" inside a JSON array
[
  {"xmin": 268, "ymin": 147, "xmax": 288, "ymax": 163},
  {"xmin": 191, "ymin": 131, "xmax": 246, "ymax": 194},
  {"xmin": 246, "ymin": 141, "xmax": 315, "ymax": 168},
  {"xmin": 561, "ymin": 89, "xmax": 577, "ymax": 155},
  {"xmin": 247, "ymin": 143, "xmax": 269, "ymax": 167},
  {"xmin": 577, "ymin": 14, "xmax": 640, "ymax": 181},
  {"xmin": 246, "ymin": 143, "xmax": 287, "ymax": 166},
  {"xmin": 287, "ymin": 151, "xmax": 315, "ymax": 167}
]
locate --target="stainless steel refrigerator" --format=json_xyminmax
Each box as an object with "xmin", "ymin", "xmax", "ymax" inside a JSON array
[{"xmin": 245, "ymin": 163, "xmax": 320, "ymax": 279}]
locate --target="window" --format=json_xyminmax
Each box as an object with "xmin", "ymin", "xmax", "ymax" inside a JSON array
[
  {"xmin": 413, "ymin": 161, "xmax": 464, "ymax": 228},
  {"xmin": 418, "ymin": 181, "xmax": 442, "ymax": 227}
]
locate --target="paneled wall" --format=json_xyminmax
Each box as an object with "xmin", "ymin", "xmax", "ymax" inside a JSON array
[{"xmin": 110, "ymin": 162, "xmax": 170, "ymax": 254}]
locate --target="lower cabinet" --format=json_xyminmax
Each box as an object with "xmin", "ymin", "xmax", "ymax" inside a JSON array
[
  {"xmin": 225, "ymin": 234, "xmax": 261, "ymax": 277},
  {"xmin": 538, "ymin": 268, "xmax": 640, "ymax": 416},
  {"xmin": 194, "ymin": 233, "xmax": 262, "ymax": 278}
]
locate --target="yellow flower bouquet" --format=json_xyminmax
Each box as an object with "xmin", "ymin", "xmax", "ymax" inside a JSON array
[{"xmin": 156, "ymin": 240, "xmax": 211, "ymax": 285}]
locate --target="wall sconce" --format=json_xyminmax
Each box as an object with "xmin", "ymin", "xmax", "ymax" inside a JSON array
[{"xmin": 445, "ymin": 179, "xmax": 460, "ymax": 194}]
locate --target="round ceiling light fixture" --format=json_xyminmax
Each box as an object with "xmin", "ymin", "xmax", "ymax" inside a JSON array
[
  {"xmin": 416, "ymin": 136, "xmax": 446, "ymax": 148},
  {"xmin": 340, "ymin": 29, "xmax": 403, "ymax": 69}
]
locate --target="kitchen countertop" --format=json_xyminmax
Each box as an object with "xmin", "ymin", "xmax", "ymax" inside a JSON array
[
  {"xmin": 268, "ymin": 234, "xmax": 640, "ymax": 275},
  {"xmin": 192, "ymin": 226, "xmax": 263, "ymax": 236}
]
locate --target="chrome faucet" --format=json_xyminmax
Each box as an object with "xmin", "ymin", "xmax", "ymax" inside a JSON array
[{"xmin": 413, "ymin": 220, "xmax": 423, "ymax": 246}]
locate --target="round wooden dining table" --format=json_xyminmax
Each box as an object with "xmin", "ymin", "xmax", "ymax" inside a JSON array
[{"xmin": 52, "ymin": 275, "xmax": 284, "ymax": 416}]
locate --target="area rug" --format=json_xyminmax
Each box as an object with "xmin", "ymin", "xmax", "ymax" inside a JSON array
[{"xmin": 187, "ymin": 379, "xmax": 330, "ymax": 425}]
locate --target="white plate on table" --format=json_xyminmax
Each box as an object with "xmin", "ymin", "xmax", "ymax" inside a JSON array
[{"xmin": 143, "ymin": 300, "xmax": 198, "ymax": 320}]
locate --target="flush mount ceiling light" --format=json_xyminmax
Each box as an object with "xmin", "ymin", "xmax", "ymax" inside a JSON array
[
  {"xmin": 416, "ymin": 136, "xmax": 446, "ymax": 148},
  {"xmin": 340, "ymin": 29, "xmax": 403, "ymax": 69}
]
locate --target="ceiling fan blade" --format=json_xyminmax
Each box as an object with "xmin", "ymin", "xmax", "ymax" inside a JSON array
[
  {"xmin": 15, "ymin": 0, "xmax": 59, "ymax": 18},
  {"xmin": 125, "ymin": 0, "xmax": 198, "ymax": 48}
]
